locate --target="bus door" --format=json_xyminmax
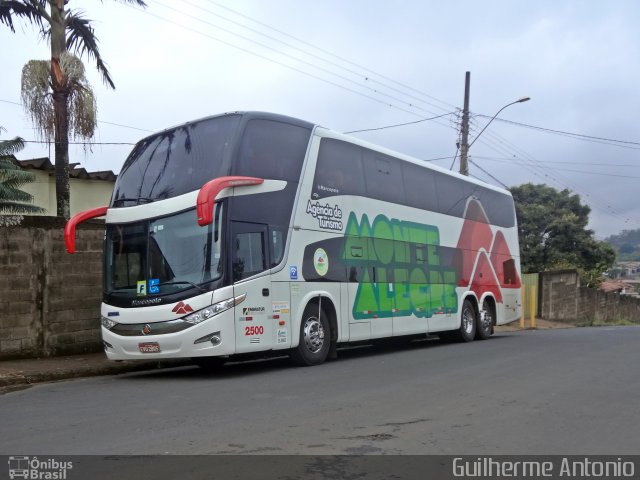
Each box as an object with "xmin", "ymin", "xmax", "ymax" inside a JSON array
[{"xmin": 230, "ymin": 222, "xmax": 273, "ymax": 353}]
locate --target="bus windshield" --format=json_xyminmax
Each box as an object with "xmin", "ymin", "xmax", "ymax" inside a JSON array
[{"xmin": 105, "ymin": 204, "xmax": 224, "ymax": 299}]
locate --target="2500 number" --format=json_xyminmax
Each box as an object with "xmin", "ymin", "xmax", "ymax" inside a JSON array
[{"xmin": 245, "ymin": 326, "xmax": 264, "ymax": 336}]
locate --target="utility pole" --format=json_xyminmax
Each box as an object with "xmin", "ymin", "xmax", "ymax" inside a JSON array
[{"xmin": 459, "ymin": 71, "xmax": 471, "ymax": 176}]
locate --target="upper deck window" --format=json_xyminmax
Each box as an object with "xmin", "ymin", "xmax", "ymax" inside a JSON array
[
  {"xmin": 235, "ymin": 119, "xmax": 311, "ymax": 182},
  {"xmin": 112, "ymin": 114, "xmax": 241, "ymax": 206}
]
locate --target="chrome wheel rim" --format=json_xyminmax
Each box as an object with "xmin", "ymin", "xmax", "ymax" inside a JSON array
[
  {"xmin": 462, "ymin": 307, "xmax": 475, "ymax": 335},
  {"xmin": 480, "ymin": 302, "xmax": 493, "ymax": 333},
  {"xmin": 303, "ymin": 316, "xmax": 325, "ymax": 353}
]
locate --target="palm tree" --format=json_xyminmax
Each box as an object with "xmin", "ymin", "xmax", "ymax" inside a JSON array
[
  {"xmin": 0, "ymin": 128, "xmax": 45, "ymax": 215},
  {"xmin": 0, "ymin": 0, "xmax": 146, "ymax": 219}
]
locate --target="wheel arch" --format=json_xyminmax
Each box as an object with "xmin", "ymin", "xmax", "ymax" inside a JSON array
[
  {"xmin": 460, "ymin": 292, "xmax": 480, "ymax": 321},
  {"xmin": 292, "ymin": 291, "xmax": 339, "ymax": 348}
]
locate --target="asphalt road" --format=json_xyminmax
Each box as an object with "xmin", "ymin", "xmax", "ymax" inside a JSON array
[{"xmin": 1, "ymin": 327, "xmax": 639, "ymax": 455}]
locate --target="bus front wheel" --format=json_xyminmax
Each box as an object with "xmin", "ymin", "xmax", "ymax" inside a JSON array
[{"xmin": 290, "ymin": 303, "xmax": 330, "ymax": 366}]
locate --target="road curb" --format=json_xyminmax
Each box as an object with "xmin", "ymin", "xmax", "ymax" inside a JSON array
[{"xmin": 0, "ymin": 359, "xmax": 192, "ymax": 390}]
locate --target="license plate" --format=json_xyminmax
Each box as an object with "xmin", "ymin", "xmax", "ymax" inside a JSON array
[{"xmin": 138, "ymin": 342, "xmax": 160, "ymax": 353}]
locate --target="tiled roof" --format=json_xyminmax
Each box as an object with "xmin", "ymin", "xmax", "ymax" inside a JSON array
[
  {"xmin": 14, "ymin": 157, "xmax": 117, "ymax": 181},
  {"xmin": 600, "ymin": 280, "xmax": 635, "ymax": 293}
]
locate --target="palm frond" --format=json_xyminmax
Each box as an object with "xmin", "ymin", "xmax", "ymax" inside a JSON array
[
  {"xmin": 65, "ymin": 11, "xmax": 115, "ymax": 89},
  {"xmin": 0, "ymin": 136, "xmax": 25, "ymax": 156},
  {"xmin": 21, "ymin": 59, "xmax": 55, "ymax": 141},
  {"xmin": 0, "ymin": 0, "xmax": 47, "ymax": 32},
  {"xmin": 105, "ymin": 0, "xmax": 147, "ymax": 6},
  {"xmin": 0, "ymin": 167, "xmax": 36, "ymax": 191},
  {"xmin": 0, "ymin": 184, "xmax": 34, "ymax": 202},
  {"xmin": 0, "ymin": 199, "xmax": 45, "ymax": 215}
]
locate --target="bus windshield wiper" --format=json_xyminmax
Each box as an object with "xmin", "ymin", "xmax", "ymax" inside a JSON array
[
  {"xmin": 158, "ymin": 281, "xmax": 209, "ymax": 294},
  {"xmin": 112, "ymin": 197, "xmax": 155, "ymax": 207}
]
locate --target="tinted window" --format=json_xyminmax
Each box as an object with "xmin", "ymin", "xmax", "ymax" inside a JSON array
[
  {"xmin": 313, "ymin": 138, "xmax": 365, "ymax": 199},
  {"xmin": 312, "ymin": 138, "xmax": 515, "ymax": 228},
  {"xmin": 235, "ymin": 119, "xmax": 311, "ymax": 182},
  {"xmin": 476, "ymin": 188, "xmax": 516, "ymax": 228},
  {"xmin": 362, "ymin": 150, "xmax": 406, "ymax": 205},
  {"xmin": 403, "ymin": 161, "xmax": 438, "ymax": 212},
  {"xmin": 434, "ymin": 172, "xmax": 478, "ymax": 218},
  {"xmin": 112, "ymin": 115, "xmax": 241, "ymax": 206}
]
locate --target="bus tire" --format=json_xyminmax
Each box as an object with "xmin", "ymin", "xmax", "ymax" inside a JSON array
[
  {"xmin": 192, "ymin": 356, "xmax": 227, "ymax": 371},
  {"xmin": 456, "ymin": 299, "xmax": 477, "ymax": 342},
  {"xmin": 290, "ymin": 303, "xmax": 330, "ymax": 366},
  {"xmin": 476, "ymin": 298, "xmax": 494, "ymax": 340}
]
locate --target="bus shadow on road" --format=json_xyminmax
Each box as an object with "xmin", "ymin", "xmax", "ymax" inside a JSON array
[{"xmin": 118, "ymin": 333, "xmax": 514, "ymax": 382}]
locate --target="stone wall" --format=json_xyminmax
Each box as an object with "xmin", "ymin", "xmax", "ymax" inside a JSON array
[
  {"xmin": 0, "ymin": 216, "xmax": 104, "ymax": 359},
  {"xmin": 539, "ymin": 270, "xmax": 580, "ymax": 321},
  {"xmin": 540, "ymin": 270, "xmax": 640, "ymax": 324}
]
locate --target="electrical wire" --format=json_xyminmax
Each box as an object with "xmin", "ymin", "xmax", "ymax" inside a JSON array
[
  {"xmin": 142, "ymin": 1, "xmax": 449, "ymax": 121},
  {"xmin": 201, "ymin": 0, "xmax": 459, "ymax": 112},
  {"xmin": 475, "ymin": 114, "xmax": 640, "ymax": 149},
  {"xmin": 343, "ymin": 111, "xmax": 456, "ymax": 134}
]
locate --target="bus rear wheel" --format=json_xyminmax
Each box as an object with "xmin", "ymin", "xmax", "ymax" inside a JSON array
[
  {"xmin": 476, "ymin": 298, "xmax": 494, "ymax": 340},
  {"xmin": 290, "ymin": 303, "xmax": 330, "ymax": 366},
  {"xmin": 455, "ymin": 299, "xmax": 477, "ymax": 342}
]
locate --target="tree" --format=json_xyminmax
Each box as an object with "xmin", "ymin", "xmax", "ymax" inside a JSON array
[
  {"xmin": 0, "ymin": 0, "xmax": 146, "ymax": 219},
  {"xmin": 0, "ymin": 127, "xmax": 45, "ymax": 215},
  {"xmin": 510, "ymin": 183, "xmax": 615, "ymax": 286},
  {"xmin": 605, "ymin": 228, "xmax": 640, "ymax": 261}
]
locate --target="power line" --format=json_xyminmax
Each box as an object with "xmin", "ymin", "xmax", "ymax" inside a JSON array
[
  {"xmin": 467, "ymin": 158, "xmax": 508, "ymax": 189},
  {"xmin": 0, "ymin": 99, "xmax": 21, "ymax": 106},
  {"xmin": 478, "ymin": 156, "xmax": 640, "ymax": 179},
  {"xmin": 474, "ymin": 126, "xmax": 640, "ymax": 227},
  {"xmin": 473, "ymin": 155, "xmax": 640, "ymax": 168},
  {"xmin": 343, "ymin": 111, "xmax": 456, "ymax": 134},
  {"xmin": 125, "ymin": 4, "xmax": 444, "ymax": 122},
  {"xmin": 143, "ymin": 0, "xmax": 448, "ymax": 121},
  {"xmin": 201, "ymin": 0, "xmax": 458, "ymax": 112},
  {"xmin": 475, "ymin": 113, "xmax": 640, "ymax": 149},
  {"xmin": 171, "ymin": 0, "xmax": 453, "ymax": 115},
  {"xmin": 0, "ymin": 98, "xmax": 153, "ymax": 133}
]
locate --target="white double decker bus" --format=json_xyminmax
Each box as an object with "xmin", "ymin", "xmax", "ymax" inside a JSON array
[{"xmin": 65, "ymin": 111, "xmax": 522, "ymax": 368}]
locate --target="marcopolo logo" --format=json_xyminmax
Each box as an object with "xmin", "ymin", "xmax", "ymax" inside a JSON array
[
  {"xmin": 8, "ymin": 456, "xmax": 73, "ymax": 479},
  {"xmin": 242, "ymin": 306, "xmax": 265, "ymax": 315}
]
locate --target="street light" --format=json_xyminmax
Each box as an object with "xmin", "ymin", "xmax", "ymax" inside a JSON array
[{"xmin": 460, "ymin": 96, "xmax": 530, "ymax": 175}]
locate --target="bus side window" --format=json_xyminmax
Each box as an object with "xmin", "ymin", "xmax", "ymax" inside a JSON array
[
  {"xmin": 313, "ymin": 138, "xmax": 365, "ymax": 199},
  {"xmin": 270, "ymin": 227, "xmax": 285, "ymax": 268},
  {"xmin": 503, "ymin": 259, "xmax": 518, "ymax": 285}
]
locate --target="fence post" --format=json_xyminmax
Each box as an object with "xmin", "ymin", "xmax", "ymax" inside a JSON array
[
  {"xmin": 530, "ymin": 285, "xmax": 536, "ymax": 328},
  {"xmin": 520, "ymin": 288, "xmax": 525, "ymax": 328}
]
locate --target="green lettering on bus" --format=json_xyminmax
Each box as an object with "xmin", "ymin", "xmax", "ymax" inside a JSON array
[{"xmin": 341, "ymin": 212, "xmax": 458, "ymax": 320}]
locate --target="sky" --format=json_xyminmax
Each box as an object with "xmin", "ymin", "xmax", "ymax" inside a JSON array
[{"xmin": 1, "ymin": 0, "xmax": 639, "ymax": 238}]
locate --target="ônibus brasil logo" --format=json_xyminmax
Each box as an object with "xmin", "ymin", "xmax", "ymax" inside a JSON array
[{"xmin": 8, "ymin": 456, "xmax": 73, "ymax": 479}]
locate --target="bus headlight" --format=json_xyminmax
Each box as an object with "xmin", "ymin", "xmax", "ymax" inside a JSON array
[
  {"xmin": 101, "ymin": 316, "xmax": 117, "ymax": 330},
  {"xmin": 184, "ymin": 293, "xmax": 246, "ymax": 325}
]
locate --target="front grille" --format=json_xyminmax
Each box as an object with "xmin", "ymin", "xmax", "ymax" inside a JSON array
[{"xmin": 110, "ymin": 319, "xmax": 193, "ymax": 337}]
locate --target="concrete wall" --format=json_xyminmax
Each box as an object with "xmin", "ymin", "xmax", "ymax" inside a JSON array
[
  {"xmin": 540, "ymin": 270, "xmax": 640, "ymax": 324},
  {"xmin": 0, "ymin": 216, "xmax": 104, "ymax": 359},
  {"xmin": 20, "ymin": 170, "xmax": 114, "ymax": 217}
]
